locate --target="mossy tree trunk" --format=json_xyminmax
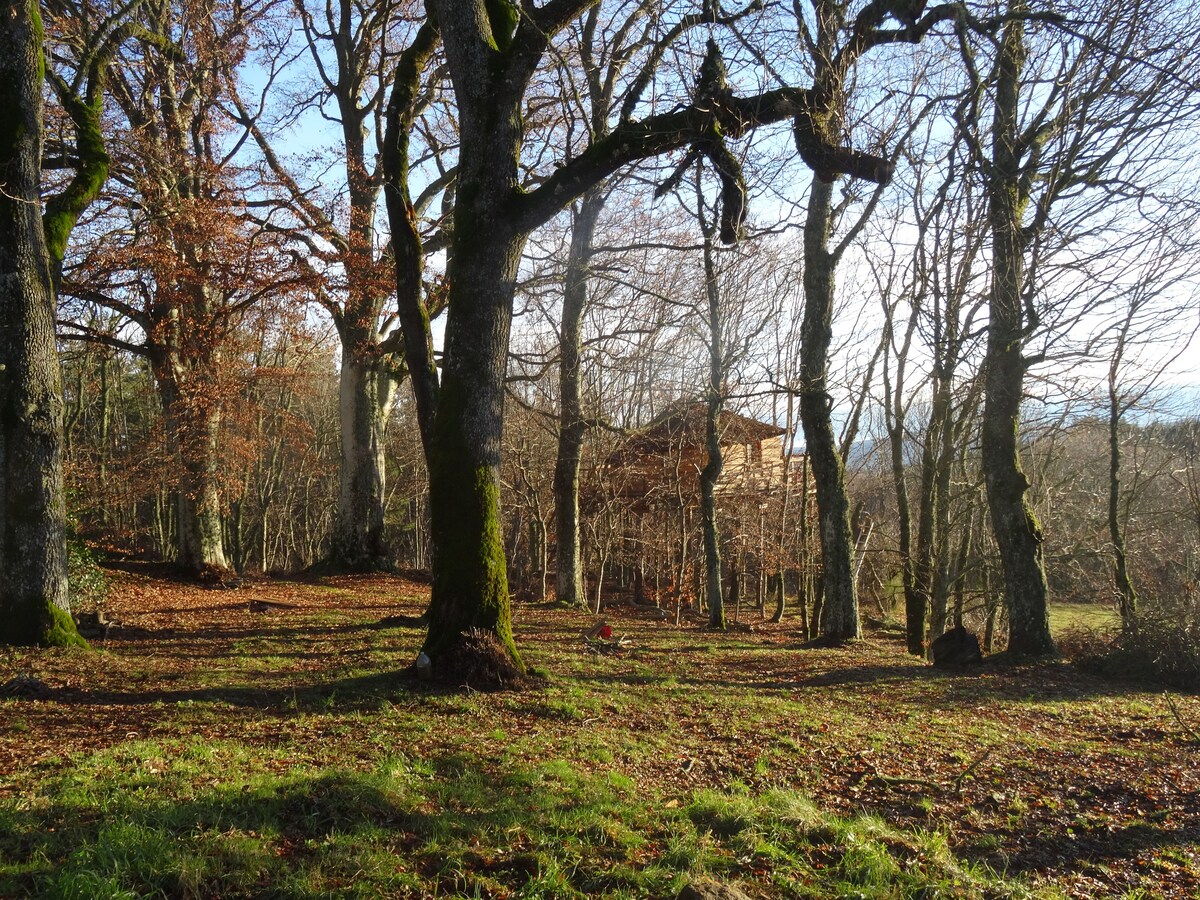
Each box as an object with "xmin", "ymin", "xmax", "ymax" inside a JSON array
[
  {"xmin": 382, "ymin": 20, "xmax": 441, "ymax": 466},
  {"xmin": 981, "ymin": 6, "xmax": 1053, "ymax": 657},
  {"xmin": 0, "ymin": 0, "xmax": 85, "ymax": 647},
  {"xmin": 379, "ymin": 21, "xmax": 442, "ymax": 591},
  {"xmin": 421, "ymin": 219, "xmax": 525, "ymax": 668}
]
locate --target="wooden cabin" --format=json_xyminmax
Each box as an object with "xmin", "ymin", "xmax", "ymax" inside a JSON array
[{"xmin": 604, "ymin": 402, "xmax": 791, "ymax": 510}]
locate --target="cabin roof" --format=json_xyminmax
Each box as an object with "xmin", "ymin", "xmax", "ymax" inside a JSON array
[{"xmin": 614, "ymin": 401, "xmax": 785, "ymax": 458}]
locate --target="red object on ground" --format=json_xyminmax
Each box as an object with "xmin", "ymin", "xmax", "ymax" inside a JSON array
[{"xmin": 599, "ymin": 625, "xmax": 613, "ymax": 639}]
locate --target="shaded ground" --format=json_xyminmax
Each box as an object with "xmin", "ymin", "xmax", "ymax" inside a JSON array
[{"xmin": 1, "ymin": 564, "xmax": 1196, "ymax": 898}]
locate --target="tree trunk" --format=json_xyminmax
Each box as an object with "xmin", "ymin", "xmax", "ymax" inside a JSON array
[
  {"xmin": 982, "ymin": 563, "xmax": 998, "ymax": 653},
  {"xmin": 554, "ymin": 190, "xmax": 603, "ymax": 607},
  {"xmin": 174, "ymin": 405, "xmax": 227, "ymax": 573},
  {"xmin": 1108, "ymin": 385, "xmax": 1137, "ymax": 629},
  {"xmin": 331, "ymin": 342, "xmax": 396, "ymax": 570},
  {"xmin": 0, "ymin": 0, "xmax": 84, "ymax": 647},
  {"xmin": 950, "ymin": 501, "xmax": 975, "ymax": 629},
  {"xmin": 382, "ymin": 20, "xmax": 440, "ymax": 460},
  {"xmin": 419, "ymin": 192, "xmax": 524, "ymax": 672},
  {"xmin": 913, "ymin": 386, "xmax": 948, "ymax": 642},
  {"xmin": 154, "ymin": 357, "xmax": 229, "ymax": 575},
  {"xmin": 924, "ymin": 388, "xmax": 958, "ymax": 640},
  {"xmin": 884, "ymin": 346, "xmax": 920, "ymax": 652},
  {"xmin": 700, "ymin": 219, "xmax": 726, "ymax": 630},
  {"xmin": 98, "ymin": 353, "xmax": 111, "ymax": 503},
  {"xmin": 981, "ymin": 298, "xmax": 1052, "ymax": 656},
  {"xmin": 778, "ymin": 449, "xmax": 809, "ymax": 625},
  {"xmin": 981, "ymin": 8, "xmax": 1054, "ymax": 657},
  {"xmin": 800, "ymin": 176, "xmax": 860, "ymax": 642},
  {"xmin": 593, "ymin": 551, "xmax": 606, "ymax": 614}
]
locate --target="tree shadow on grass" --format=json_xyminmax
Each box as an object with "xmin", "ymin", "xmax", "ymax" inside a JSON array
[
  {"xmin": 3, "ymin": 749, "xmax": 1194, "ymax": 899},
  {"xmin": 40, "ymin": 669, "xmax": 433, "ymax": 713},
  {"xmin": 572, "ymin": 658, "xmax": 1161, "ymax": 706},
  {"xmin": 98, "ymin": 619, "xmax": 390, "ymax": 650},
  {"xmin": 0, "ymin": 753, "xmax": 677, "ymax": 898},
  {"xmin": 981, "ymin": 818, "xmax": 1200, "ymax": 888}
]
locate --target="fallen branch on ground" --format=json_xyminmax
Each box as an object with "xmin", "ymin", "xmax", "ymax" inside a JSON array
[
  {"xmin": 248, "ymin": 598, "xmax": 300, "ymax": 612},
  {"xmin": 859, "ymin": 748, "xmax": 994, "ymax": 797}
]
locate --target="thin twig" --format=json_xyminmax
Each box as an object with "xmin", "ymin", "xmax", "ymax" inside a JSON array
[
  {"xmin": 952, "ymin": 748, "xmax": 995, "ymax": 795},
  {"xmin": 1165, "ymin": 694, "xmax": 1200, "ymax": 745}
]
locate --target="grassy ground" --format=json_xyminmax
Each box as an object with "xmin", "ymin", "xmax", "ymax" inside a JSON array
[
  {"xmin": 1, "ymin": 565, "xmax": 1196, "ymax": 899},
  {"xmin": 1049, "ymin": 602, "xmax": 1119, "ymax": 635}
]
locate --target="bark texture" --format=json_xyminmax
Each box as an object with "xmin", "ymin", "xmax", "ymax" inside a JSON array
[
  {"xmin": 0, "ymin": 0, "xmax": 85, "ymax": 647},
  {"xmin": 421, "ymin": 221, "xmax": 524, "ymax": 669}
]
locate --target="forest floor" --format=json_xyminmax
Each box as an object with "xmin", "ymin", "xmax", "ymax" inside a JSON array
[{"xmin": 0, "ymin": 563, "xmax": 1197, "ymax": 899}]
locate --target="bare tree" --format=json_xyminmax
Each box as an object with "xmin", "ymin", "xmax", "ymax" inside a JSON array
[
  {"xmin": 957, "ymin": 0, "xmax": 1200, "ymax": 654},
  {"xmin": 399, "ymin": 0, "xmax": 909, "ymax": 679},
  {"xmin": 231, "ymin": 0, "xmax": 440, "ymax": 570}
]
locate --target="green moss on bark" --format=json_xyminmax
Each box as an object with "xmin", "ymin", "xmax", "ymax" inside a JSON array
[
  {"xmin": 484, "ymin": 0, "xmax": 519, "ymax": 51},
  {"xmin": 42, "ymin": 96, "xmax": 110, "ymax": 276},
  {"xmin": 2, "ymin": 600, "xmax": 88, "ymax": 649},
  {"xmin": 43, "ymin": 603, "xmax": 88, "ymax": 648},
  {"xmin": 423, "ymin": 377, "xmax": 524, "ymax": 676}
]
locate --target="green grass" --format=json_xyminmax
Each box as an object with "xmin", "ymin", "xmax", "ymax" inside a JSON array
[
  {"xmin": 1048, "ymin": 601, "xmax": 1117, "ymax": 635},
  {"xmin": 0, "ymin": 739, "xmax": 1034, "ymax": 899},
  {"xmin": 1, "ymin": 568, "xmax": 1193, "ymax": 898}
]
